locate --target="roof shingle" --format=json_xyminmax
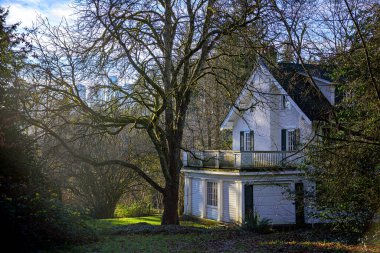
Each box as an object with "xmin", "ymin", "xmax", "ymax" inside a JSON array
[{"xmin": 269, "ymin": 62, "xmax": 333, "ymax": 121}]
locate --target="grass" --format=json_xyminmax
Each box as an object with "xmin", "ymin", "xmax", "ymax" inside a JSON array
[
  {"xmin": 57, "ymin": 234, "xmax": 216, "ymax": 253},
  {"xmin": 55, "ymin": 216, "xmax": 380, "ymax": 253},
  {"xmin": 86, "ymin": 215, "xmax": 220, "ymax": 233},
  {"xmin": 87, "ymin": 216, "xmax": 162, "ymax": 232}
]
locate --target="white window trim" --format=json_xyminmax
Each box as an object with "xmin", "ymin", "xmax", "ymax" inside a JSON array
[
  {"xmin": 244, "ymin": 132, "xmax": 251, "ymax": 151},
  {"xmin": 281, "ymin": 95, "xmax": 291, "ymax": 110},
  {"xmin": 286, "ymin": 128, "xmax": 301, "ymax": 151},
  {"xmin": 206, "ymin": 181, "xmax": 218, "ymax": 207},
  {"xmin": 287, "ymin": 129, "xmax": 297, "ymax": 151}
]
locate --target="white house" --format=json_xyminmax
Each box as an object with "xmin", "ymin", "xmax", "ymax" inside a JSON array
[{"xmin": 182, "ymin": 60, "xmax": 334, "ymax": 225}]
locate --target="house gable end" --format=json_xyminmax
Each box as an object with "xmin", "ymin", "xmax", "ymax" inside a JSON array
[
  {"xmin": 220, "ymin": 66, "xmax": 262, "ymax": 130},
  {"xmin": 221, "ymin": 61, "xmax": 313, "ymax": 131}
]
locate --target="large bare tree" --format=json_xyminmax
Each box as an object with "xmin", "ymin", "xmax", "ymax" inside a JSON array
[{"xmin": 24, "ymin": 0, "xmax": 263, "ymax": 224}]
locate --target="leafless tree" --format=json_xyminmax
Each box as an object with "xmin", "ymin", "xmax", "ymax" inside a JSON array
[
  {"xmin": 41, "ymin": 128, "xmax": 151, "ymax": 218},
  {"xmin": 23, "ymin": 0, "xmax": 263, "ymax": 224}
]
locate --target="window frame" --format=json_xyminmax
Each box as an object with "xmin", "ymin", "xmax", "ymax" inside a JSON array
[
  {"xmin": 282, "ymin": 128, "xmax": 300, "ymax": 151},
  {"xmin": 287, "ymin": 129, "xmax": 297, "ymax": 151},
  {"xmin": 240, "ymin": 131, "xmax": 254, "ymax": 151},
  {"xmin": 281, "ymin": 95, "xmax": 291, "ymax": 110},
  {"xmin": 206, "ymin": 181, "xmax": 218, "ymax": 207},
  {"xmin": 244, "ymin": 132, "xmax": 251, "ymax": 151}
]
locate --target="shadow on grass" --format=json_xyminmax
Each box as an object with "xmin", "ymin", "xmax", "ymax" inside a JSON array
[{"xmin": 73, "ymin": 216, "xmax": 380, "ymax": 253}]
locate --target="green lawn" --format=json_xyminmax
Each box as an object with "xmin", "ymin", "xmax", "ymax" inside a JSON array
[
  {"xmin": 87, "ymin": 216, "xmax": 162, "ymax": 232},
  {"xmin": 58, "ymin": 234, "xmax": 216, "ymax": 253},
  {"xmin": 55, "ymin": 216, "xmax": 379, "ymax": 253},
  {"xmin": 86, "ymin": 215, "xmax": 220, "ymax": 232}
]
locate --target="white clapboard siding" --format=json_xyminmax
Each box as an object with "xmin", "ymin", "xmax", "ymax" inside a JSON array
[
  {"xmin": 253, "ymin": 184, "xmax": 295, "ymax": 224},
  {"xmin": 206, "ymin": 206, "xmax": 218, "ymax": 220},
  {"xmin": 223, "ymin": 182, "xmax": 237, "ymax": 222},
  {"xmin": 191, "ymin": 179, "xmax": 202, "ymax": 217}
]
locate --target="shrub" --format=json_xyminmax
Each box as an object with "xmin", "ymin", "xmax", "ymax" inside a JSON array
[
  {"xmin": 0, "ymin": 107, "xmax": 97, "ymax": 251},
  {"xmin": 0, "ymin": 148, "xmax": 98, "ymax": 251},
  {"xmin": 114, "ymin": 202, "xmax": 155, "ymax": 217},
  {"xmin": 242, "ymin": 212, "xmax": 272, "ymax": 233},
  {"xmin": 0, "ymin": 7, "xmax": 97, "ymax": 251}
]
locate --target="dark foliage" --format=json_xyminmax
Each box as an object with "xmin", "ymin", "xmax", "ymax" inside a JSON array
[
  {"xmin": 0, "ymin": 7, "xmax": 96, "ymax": 251},
  {"xmin": 308, "ymin": 4, "xmax": 380, "ymax": 239},
  {"xmin": 242, "ymin": 211, "xmax": 272, "ymax": 233},
  {"xmin": 0, "ymin": 121, "xmax": 97, "ymax": 251}
]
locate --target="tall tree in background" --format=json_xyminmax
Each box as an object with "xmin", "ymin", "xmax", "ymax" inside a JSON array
[
  {"xmin": 183, "ymin": 33, "xmax": 262, "ymax": 150},
  {"xmin": 309, "ymin": 2, "xmax": 380, "ymax": 234},
  {"xmin": 43, "ymin": 131, "xmax": 143, "ymax": 218},
  {"xmin": 25, "ymin": 0, "xmax": 263, "ymax": 224},
  {"xmin": 267, "ymin": 0, "xmax": 380, "ymax": 234}
]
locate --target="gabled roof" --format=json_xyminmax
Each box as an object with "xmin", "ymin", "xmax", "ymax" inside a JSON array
[
  {"xmin": 221, "ymin": 60, "xmax": 334, "ymax": 130},
  {"xmin": 273, "ymin": 62, "xmax": 333, "ymax": 82},
  {"xmin": 269, "ymin": 62, "xmax": 333, "ymax": 121}
]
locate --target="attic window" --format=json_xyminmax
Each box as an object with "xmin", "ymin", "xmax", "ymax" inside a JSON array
[{"xmin": 281, "ymin": 95, "xmax": 291, "ymax": 110}]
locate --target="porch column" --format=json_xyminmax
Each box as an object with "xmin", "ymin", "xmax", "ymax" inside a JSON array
[
  {"xmin": 201, "ymin": 179, "xmax": 207, "ymax": 218},
  {"xmin": 184, "ymin": 176, "xmax": 192, "ymax": 215},
  {"xmin": 217, "ymin": 180, "xmax": 223, "ymax": 221},
  {"xmin": 182, "ymin": 151, "xmax": 188, "ymax": 167},
  {"xmin": 237, "ymin": 181, "xmax": 244, "ymax": 223}
]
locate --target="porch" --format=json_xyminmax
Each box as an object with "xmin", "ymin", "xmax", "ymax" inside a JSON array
[{"xmin": 182, "ymin": 150, "xmax": 303, "ymax": 169}]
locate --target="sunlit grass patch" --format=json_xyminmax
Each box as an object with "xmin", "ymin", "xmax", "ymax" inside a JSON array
[
  {"xmin": 86, "ymin": 215, "xmax": 162, "ymax": 232},
  {"xmin": 87, "ymin": 215, "xmax": 221, "ymax": 233}
]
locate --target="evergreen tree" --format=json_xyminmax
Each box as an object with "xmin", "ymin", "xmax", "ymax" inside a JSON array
[{"xmin": 0, "ymin": 7, "xmax": 95, "ymax": 251}]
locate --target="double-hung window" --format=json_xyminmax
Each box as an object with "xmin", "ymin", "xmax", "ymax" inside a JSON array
[
  {"xmin": 281, "ymin": 129, "xmax": 300, "ymax": 151},
  {"xmin": 287, "ymin": 129, "xmax": 297, "ymax": 151},
  {"xmin": 207, "ymin": 182, "xmax": 218, "ymax": 207},
  {"xmin": 240, "ymin": 131, "xmax": 254, "ymax": 151}
]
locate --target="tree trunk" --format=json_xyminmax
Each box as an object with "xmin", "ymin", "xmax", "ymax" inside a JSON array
[{"xmin": 161, "ymin": 183, "xmax": 180, "ymax": 225}]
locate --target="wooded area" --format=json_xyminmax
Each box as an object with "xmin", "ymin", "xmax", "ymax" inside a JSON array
[{"xmin": 0, "ymin": 0, "xmax": 379, "ymax": 251}]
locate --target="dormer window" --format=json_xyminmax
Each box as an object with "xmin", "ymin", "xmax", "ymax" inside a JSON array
[{"xmin": 281, "ymin": 95, "xmax": 291, "ymax": 110}]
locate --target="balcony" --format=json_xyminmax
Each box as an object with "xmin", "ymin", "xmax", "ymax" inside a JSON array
[{"xmin": 183, "ymin": 150, "xmax": 303, "ymax": 169}]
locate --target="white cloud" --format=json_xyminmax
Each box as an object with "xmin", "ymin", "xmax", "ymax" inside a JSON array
[
  {"xmin": 4, "ymin": 3, "xmax": 39, "ymax": 27},
  {"xmin": 2, "ymin": 0, "xmax": 75, "ymax": 28}
]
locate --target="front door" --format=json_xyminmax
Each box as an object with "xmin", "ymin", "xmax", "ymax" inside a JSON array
[
  {"xmin": 295, "ymin": 182, "xmax": 305, "ymax": 226},
  {"xmin": 244, "ymin": 184, "xmax": 254, "ymax": 220}
]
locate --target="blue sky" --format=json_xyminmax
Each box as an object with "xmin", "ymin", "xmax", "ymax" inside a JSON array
[{"xmin": 1, "ymin": 0, "xmax": 73, "ymax": 27}]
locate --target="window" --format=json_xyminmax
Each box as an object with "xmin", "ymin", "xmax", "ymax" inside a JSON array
[
  {"xmin": 240, "ymin": 131, "xmax": 254, "ymax": 151},
  {"xmin": 287, "ymin": 129, "xmax": 297, "ymax": 151},
  {"xmin": 207, "ymin": 182, "xmax": 218, "ymax": 207},
  {"xmin": 281, "ymin": 129, "xmax": 300, "ymax": 151},
  {"xmin": 281, "ymin": 95, "xmax": 291, "ymax": 110},
  {"xmin": 245, "ymin": 132, "xmax": 251, "ymax": 151}
]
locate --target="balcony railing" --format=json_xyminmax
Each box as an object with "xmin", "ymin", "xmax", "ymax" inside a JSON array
[{"xmin": 183, "ymin": 150, "xmax": 303, "ymax": 169}]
